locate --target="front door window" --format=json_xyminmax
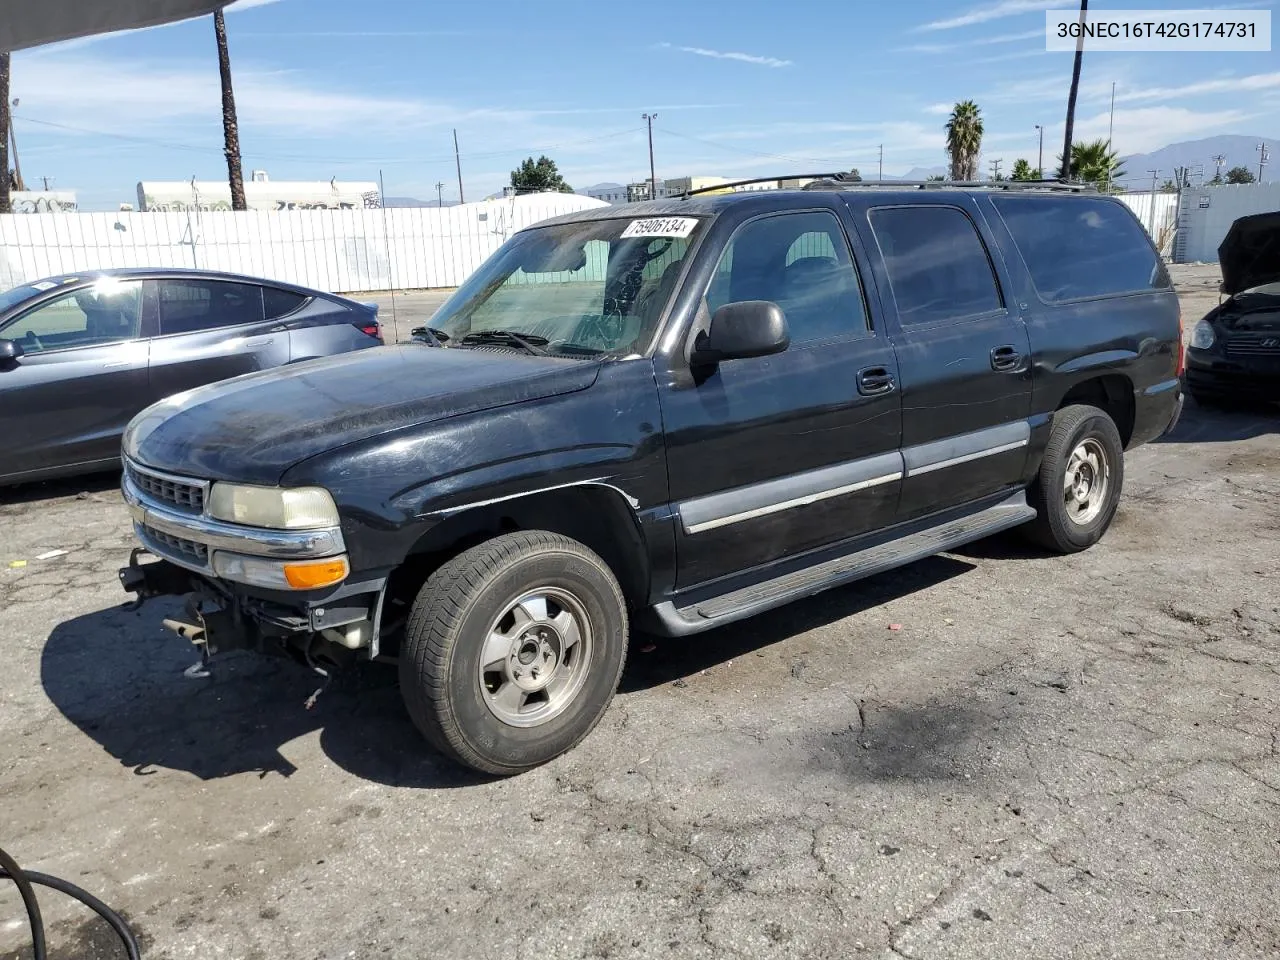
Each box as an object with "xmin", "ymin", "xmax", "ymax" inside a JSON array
[{"xmin": 2, "ymin": 280, "xmax": 143, "ymax": 353}]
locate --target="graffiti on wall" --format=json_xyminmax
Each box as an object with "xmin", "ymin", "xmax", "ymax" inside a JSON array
[{"xmin": 10, "ymin": 192, "xmax": 79, "ymax": 213}]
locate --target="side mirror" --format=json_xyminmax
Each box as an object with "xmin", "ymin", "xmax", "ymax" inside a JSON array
[
  {"xmin": 691, "ymin": 301, "xmax": 790, "ymax": 366},
  {"xmin": 0, "ymin": 339, "xmax": 23, "ymax": 362}
]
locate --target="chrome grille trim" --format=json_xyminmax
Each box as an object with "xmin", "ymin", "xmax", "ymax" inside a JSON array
[{"xmin": 124, "ymin": 458, "xmax": 209, "ymax": 514}]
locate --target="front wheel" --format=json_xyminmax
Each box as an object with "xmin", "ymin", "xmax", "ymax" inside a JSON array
[
  {"xmin": 399, "ymin": 531, "xmax": 628, "ymax": 775},
  {"xmin": 1023, "ymin": 404, "xmax": 1124, "ymax": 554}
]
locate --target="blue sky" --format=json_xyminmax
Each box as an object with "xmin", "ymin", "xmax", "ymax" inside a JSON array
[{"xmin": 10, "ymin": 0, "xmax": 1279, "ymax": 209}]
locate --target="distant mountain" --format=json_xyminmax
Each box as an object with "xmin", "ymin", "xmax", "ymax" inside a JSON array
[
  {"xmin": 1120, "ymin": 135, "xmax": 1275, "ymax": 185},
  {"xmin": 893, "ymin": 166, "xmax": 949, "ymax": 181},
  {"xmin": 384, "ymin": 196, "xmax": 459, "ymax": 208}
]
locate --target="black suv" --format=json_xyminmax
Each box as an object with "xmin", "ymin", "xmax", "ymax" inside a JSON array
[{"xmin": 119, "ymin": 180, "xmax": 1184, "ymax": 775}]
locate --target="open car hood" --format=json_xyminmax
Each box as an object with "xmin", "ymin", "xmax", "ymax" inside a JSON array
[{"xmin": 1218, "ymin": 211, "xmax": 1280, "ymax": 296}]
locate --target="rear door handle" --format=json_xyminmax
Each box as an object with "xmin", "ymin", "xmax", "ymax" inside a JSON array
[
  {"xmin": 102, "ymin": 360, "xmax": 131, "ymax": 369},
  {"xmin": 990, "ymin": 345, "xmax": 1021, "ymax": 371},
  {"xmin": 244, "ymin": 337, "xmax": 274, "ymax": 348},
  {"xmin": 857, "ymin": 366, "xmax": 896, "ymax": 396}
]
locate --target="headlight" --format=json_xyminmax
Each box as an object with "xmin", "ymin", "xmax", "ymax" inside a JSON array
[
  {"xmin": 1189, "ymin": 321, "xmax": 1215, "ymax": 350},
  {"xmin": 206, "ymin": 483, "xmax": 339, "ymax": 529}
]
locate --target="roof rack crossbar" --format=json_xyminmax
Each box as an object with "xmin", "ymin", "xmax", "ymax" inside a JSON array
[{"xmin": 682, "ymin": 174, "xmax": 1095, "ymax": 197}]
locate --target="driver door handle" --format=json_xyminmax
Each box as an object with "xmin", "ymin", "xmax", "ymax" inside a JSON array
[
  {"xmin": 857, "ymin": 366, "xmax": 896, "ymax": 396},
  {"xmin": 102, "ymin": 360, "xmax": 131, "ymax": 369},
  {"xmin": 990, "ymin": 345, "xmax": 1021, "ymax": 372}
]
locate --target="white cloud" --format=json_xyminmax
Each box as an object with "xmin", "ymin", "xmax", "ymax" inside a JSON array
[
  {"xmin": 897, "ymin": 27, "xmax": 1045, "ymax": 52},
  {"xmin": 224, "ymin": 0, "xmax": 284, "ymax": 11},
  {"xmin": 917, "ymin": 0, "xmax": 1059, "ymax": 31},
  {"xmin": 923, "ymin": 103, "xmax": 954, "ymax": 116},
  {"xmin": 1073, "ymin": 106, "xmax": 1256, "ymax": 155},
  {"xmin": 1112, "ymin": 72, "xmax": 1280, "ymax": 104},
  {"xmin": 660, "ymin": 43, "xmax": 791, "ymax": 68}
]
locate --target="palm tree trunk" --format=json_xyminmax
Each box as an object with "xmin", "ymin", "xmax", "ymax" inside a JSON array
[
  {"xmin": 214, "ymin": 10, "xmax": 247, "ymax": 211},
  {"xmin": 0, "ymin": 53, "xmax": 11, "ymax": 214},
  {"xmin": 1060, "ymin": 0, "xmax": 1088, "ymax": 180}
]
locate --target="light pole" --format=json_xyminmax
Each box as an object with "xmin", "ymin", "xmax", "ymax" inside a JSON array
[
  {"xmin": 1034, "ymin": 124, "xmax": 1044, "ymax": 177},
  {"xmin": 9, "ymin": 96, "xmax": 24, "ymax": 191},
  {"xmin": 1258, "ymin": 141, "xmax": 1270, "ymax": 183},
  {"xmin": 878, "ymin": 144, "xmax": 883, "ymax": 182},
  {"xmin": 642, "ymin": 113, "xmax": 657, "ymax": 200}
]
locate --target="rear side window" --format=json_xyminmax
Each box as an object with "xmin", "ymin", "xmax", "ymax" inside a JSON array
[
  {"xmin": 868, "ymin": 206, "xmax": 1003, "ymax": 326},
  {"xmin": 157, "ymin": 280, "xmax": 266, "ymax": 335},
  {"xmin": 991, "ymin": 195, "xmax": 1170, "ymax": 302},
  {"xmin": 263, "ymin": 286, "xmax": 309, "ymax": 320}
]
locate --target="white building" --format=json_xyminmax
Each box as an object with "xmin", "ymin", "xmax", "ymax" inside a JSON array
[{"xmin": 136, "ymin": 170, "xmax": 380, "ymax": 212}]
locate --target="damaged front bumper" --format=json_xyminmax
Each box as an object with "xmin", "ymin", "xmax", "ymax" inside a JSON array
[{"xmin": 118, "ymin": 459, "xmax": 392, "ymax": 664}]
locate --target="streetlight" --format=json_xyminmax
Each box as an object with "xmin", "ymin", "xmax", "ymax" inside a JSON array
[
  {"xmin": 642, "ymin": 113, "xmax": 657, "ymax": 200},
  {"xmin": 9, "ymin": 96, "xmax": 24, "ymax": 191},
  {"xmin": 1034, "ymin": 124, "xmax": 1044, "ymax": 177}
]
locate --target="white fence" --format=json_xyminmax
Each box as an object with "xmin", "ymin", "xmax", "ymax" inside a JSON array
[
  {"xmin": 0, "ymin": 188, "xmax": 1192, "ymax": 295},
  {"xmin": 1115, "ymin": 192, "xmax": 1179, "ymax": 256},
  {"xmin": 0, "ymin": 193, "xmax": 607, "ymax": 294},
  {"xmin": 1173, "ymin": 182, "xmax": 1280, "ymax": 264}
]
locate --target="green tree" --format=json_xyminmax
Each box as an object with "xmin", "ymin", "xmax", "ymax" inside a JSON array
[
  {"xmin": 1226, "ymin": 166, "xmax": 1256, "ymax": 184},
  {"xmin": 1208, "ymin": 172, "xmax": 1224, "ymax": 185},
  {"xmin": 1064, "ymin": 139, "xmax": 1126, "ymax": 191},
  {"xmin": 945, "ymin": 100, "xmax": 983, "ymax": 181},
  {"xmin": 1160, "ymin": 179, "xmax": 1178, "ymax": 193},
  {"xmin": 510, "ymin": 155, "xmax": 574, "ymax": 194},
  {"xmin": 846, "ymin": 168, "xmax": 862, "ymax": 181},
  {"xmin": 925, "ymin": 174, "xmax": 946, "ymax": 182},
  {"xmin": 1010, "ymin": 158, "xmax": 1036, "ymax": 181}
]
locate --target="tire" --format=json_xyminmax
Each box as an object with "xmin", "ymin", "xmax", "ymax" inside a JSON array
[
  {"xmin": 399, "ymin": 531, "xmax": 628, "ymax": 775},
  {"xmin": 1023, "ymin": 404, "xmax": 1124, "ymax": 554}
]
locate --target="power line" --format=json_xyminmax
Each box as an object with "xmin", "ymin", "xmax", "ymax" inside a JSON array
[{"xmin": 655, "ymin": 126, "xmax": 859, "ymax": 168}]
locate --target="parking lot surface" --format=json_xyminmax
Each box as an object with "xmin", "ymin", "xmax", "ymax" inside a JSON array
[{"xmin": 2, "ymin": 265, "xmax": 1278, "ymax": 960}]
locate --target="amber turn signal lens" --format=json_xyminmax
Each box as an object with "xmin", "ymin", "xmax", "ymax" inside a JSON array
[{"xmin": 282, "ymin": 557, "xmax": 349, "ymax": 589}]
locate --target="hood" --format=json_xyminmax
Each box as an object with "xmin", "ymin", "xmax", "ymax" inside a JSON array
[
  {"xmin": 124, "ymin": 345, "xmax": 601, "ymax": 485},
  {"xmin": 1218, "ymin": 211, "xmax": 1280, "ymax": 295}
]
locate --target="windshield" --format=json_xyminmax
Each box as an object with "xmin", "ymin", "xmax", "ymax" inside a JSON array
[
  {"xmin": 0, "ymin": 282, "xmax": 54, "ymax": 314},
  {"xmin": 429, "ymin": 215, "xmax": 704, "ymax": 357}
]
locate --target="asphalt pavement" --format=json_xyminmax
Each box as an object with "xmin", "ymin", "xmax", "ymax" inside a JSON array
[{"xmin": 1, "ymin": 265, "xmax": 1277, "ymax": 960}]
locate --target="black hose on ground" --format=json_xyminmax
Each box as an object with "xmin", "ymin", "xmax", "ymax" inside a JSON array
[{"xmin": 0, "ymin": 844, "xmax": 141, "ymax": 960}]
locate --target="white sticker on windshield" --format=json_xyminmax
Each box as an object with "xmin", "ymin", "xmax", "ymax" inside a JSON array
[
  {"xmin": 620, "ymin": 217, "xmax": 698, "ymax": 239},
  {"xmin": 30, "ymin": 281, "xmax": 57, "ymax": 291}
]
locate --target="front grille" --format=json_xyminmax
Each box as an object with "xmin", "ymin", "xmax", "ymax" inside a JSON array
[
  {"xmin": 140, "ymin": 523, "xmax": 209, "ymax": 563},
  {"xmin": 1224, "ymin": 332, "xmax": 1280, "ymax": 358},
  {"xmin": 127, "ymin": 463, "xmax": 206, "ymax": 513}
]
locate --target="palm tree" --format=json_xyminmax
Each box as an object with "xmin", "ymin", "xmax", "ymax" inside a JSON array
[
  {"xmin": 945, "ymin": 101, "xmax": 983, "ymax": 181},
  {"xmin": 0, "ymin": 53, "xmax": 10, "ymax": 214},
  {"xmin": 1060, "ymin": 0, "xmax": 1088, "ymax": 179},
  {"xmin": 213, "ymin": 10, "xmax": 247, "ymax": 211},
  {"xmin": 1066, "ymin": 139, "xmax": 1125, "ymax": 190}
]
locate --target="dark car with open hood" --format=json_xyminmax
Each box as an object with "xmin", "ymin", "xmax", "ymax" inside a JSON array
[
  {"xmin": 117, "ymin": 176, "xmax": 1184, "ymax": 775},
  {"xmin": 1186, "ymin": 211, "xmax": 1280, "ymax": 406}
]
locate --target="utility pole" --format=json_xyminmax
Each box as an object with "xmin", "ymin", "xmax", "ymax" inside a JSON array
[
  {"xmin": 1107, "ymin": 80, "xmax": 1115, "ymax": 146},
  {"xmin": 41, "ymin": 175, "xmax": 50, "ymax": 191},
  {"xmin": 989, "ymin": 158, "xmax": 1003, "ymax": 181},
  {"xmin": 435, "ymin": 181, "xmax": 444, "ymax": 207},
  {"xmin": 0, "ymin": 53, "xmax": 10, "ymax": 212},
  {"xmin": 452, "ymin": 128, "xmax": 464, "ymax": 204},
  {"xmin": 1258, "ymin": 141, "xmax": 1270, "ymax": 183},
  {"xmin": 1060, "ymin": 0, "xmax": 1088, "ymax": 180},
  {"xmin": 1148, "ymin": 168, "xmax": 1159, "ymax": 236},
  {"xmin": 878, "ymin": 144, "xmax": 883, "ymax": 182},
  {"xmin": 1034, "ymin": 124, "xmax": 1044, "ymax": 176},
  {"xmin": 1211, "ymin": 153, "xmax": 1226, "ymax": 182},
  {"xmin": 642, "ymin": 113, "xmax": 658, "ymax": 200}
]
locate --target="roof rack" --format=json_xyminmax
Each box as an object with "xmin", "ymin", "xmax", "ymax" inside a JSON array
[{"xmin": 682, "ymin": 173, "xmax": 1095, "ymax": 198}]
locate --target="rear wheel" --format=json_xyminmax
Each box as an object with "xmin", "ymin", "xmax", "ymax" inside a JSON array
[
  {"xmin": 399, "ymin": 531, "xmax": 628, "ymax": 775},
  {"xmin": 1024, "ymin": 404, "xmax": 1124, "ymax": 554}
]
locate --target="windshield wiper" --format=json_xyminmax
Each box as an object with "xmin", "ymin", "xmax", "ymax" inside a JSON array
[
  {"xmin": 409, "ymin": 326, "xmax": 450, "ymax": 346},
  {"xmin": 459, "ymin": 330, "xmax": 550, "ymax": 356}
]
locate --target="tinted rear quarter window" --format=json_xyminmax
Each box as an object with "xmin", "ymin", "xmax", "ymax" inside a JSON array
[
  {"xmin": 263, "ymin": 286, "xmax": 309, "ymax": 320},
  {"xmin": 868, "ymin": 205, "xmax": 1004, "ymax": 326},
  {"xmin": 991, "ymin": 195, "xmax": 1170, "ymax": 302}
]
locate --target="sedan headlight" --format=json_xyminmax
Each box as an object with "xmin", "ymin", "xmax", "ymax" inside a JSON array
[
  {"xmin": 1189, "ymin": 320, "xmax": 1216, "ymax": 350},
  {"xmin": 206, "ymin": 483, "xmax": 339, "ymax": 529}
]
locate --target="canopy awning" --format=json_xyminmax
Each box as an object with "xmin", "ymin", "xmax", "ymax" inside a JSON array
[{"xmin": 1, "ymin": 1, "xmax": 225, "ymax": 52}]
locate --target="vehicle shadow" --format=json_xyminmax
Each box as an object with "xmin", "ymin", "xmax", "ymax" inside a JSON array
[
  {"xmin": 622, "ymin": 554, "xmax": 976, "ymax": 693},
  {"xmin": 43, "ymin": 556, "xmax": 977, "ymax": 787},
  {"xmin": 41, "ymin": 599, "xmax": 486, "ymax": 789},
  {"xmin": 1155, "ymin": 397, "xmax": 1277, "ymax": 444},
  {"xmin": 0, "ymin": 469, "xmax": 122, "ymax": 506}
]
